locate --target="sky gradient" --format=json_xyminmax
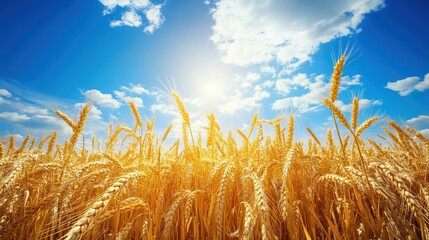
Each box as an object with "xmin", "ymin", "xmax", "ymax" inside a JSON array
[{"xmin": 1, "ymin": 0, "xmax": 428, "ymax": 145}]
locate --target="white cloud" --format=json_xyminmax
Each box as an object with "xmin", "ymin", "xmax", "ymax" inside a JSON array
[
  {"xmin": 385, "ymin": 73, "xmax": 429, "ymax": 96},
  {"xmin": 415, "ymin": 73, "xmax": 429, "ymax": 91},
  {"xmin": 150, "ymin": 102, "xmax": 174, "ymax": 115},
  {"xmin": 99, "ymin": 0, "xmax": 148, "ymax": 11},
  {"xmin": 0, "ymin": 96, "xmax": 48, "ymax": 114},
  {"xmin": 342, "ymin": 74, "xmax": 363, "ymax": 86},
  {"xmin": 272, "ymin": 74, "xmax": 330, "ymax": 113},
  {"xmin": 109, "ymin": 114, "xmax": 119, "ymax": 121},
  {"xmin": 335, "ymin": 98, "xmax": 382, "ymax": 112},
  {"xmin": 275, "ymin": 79, "xmax": 292, "ymax": 95},
  {"xmin": 121, "ymin": 83, "xmax": 156, "ymax": 95},
  {"xmin": 184, "ymin": 97, "xmax": 203, "ymax": 108},
  {"xmin": 233, "ymin": 72, "xmax": 261, "ymax": 89},
  {"xmin": 210, "ymin": 0, "xmax": 384, "ymax": 72},
  {"xmin": 114, "ymin": 90, "xmax": 144, "ymax": 108},
  {"xmin": 220, "ymin": 87, "xmax": 270, "ymax": 114},
  {"xmin": 261, "ymin": 80, "xmax": 274, "ymax": 88},
  {"xmin": 100, "ymin": 0, "xmax": 151, "ymax": 13},
  {"xmin": 385, "ymin": 76, "xmax": 420, "ymax": 96},
  {"xmin": 406, "ymin": 115, "xmax": 429, "ymax": 129},
  {"xmin": 0, "ymin": 112, "xmax": 30, "ymax": 122},
  {"xmin": 99, "ymin": 0, "xmax": 164, "ymax": 32},
  {"xmin": 0, "ymin": 97, "xmax": 8, "ymax": 104},
  {"xmin": 144, "ymin": 4, "xmax": 163, "ymax": 33},
  {"xmin": 260, "ymin": 66, "xmax": 276, "ymax": 76},
  {"xmin": 275, "ymin": 73, "xmax": 311, "ymax": 95},
  {"xmin": 111, "ymin": 10, "xmax": 142, "ymax": 27},
  {"xmin": 83, "ymin": 89, "xmax": 121, "ymax": 108},
  {"xmin": 14, "ymin": 103, "xmax": 48, "ymax": 115},
  {"xmin": 0, "ymin": 89, "xmax": 11, "ymax": 97}
]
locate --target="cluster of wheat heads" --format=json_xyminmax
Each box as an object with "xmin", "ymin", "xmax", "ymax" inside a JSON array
[{"xmin": 1, "ymin": 57, "xmax": 429, "ymax": 239}]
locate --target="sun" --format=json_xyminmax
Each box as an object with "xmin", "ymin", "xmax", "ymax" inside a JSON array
[{"xmin": 190, "ymin": 65, "xmax": 231, "ymax": 106}]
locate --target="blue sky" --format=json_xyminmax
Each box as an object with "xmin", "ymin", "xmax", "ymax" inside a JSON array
[{"xmin": 0, "ymin": 0, "xmax": 428, "ymax": 145}]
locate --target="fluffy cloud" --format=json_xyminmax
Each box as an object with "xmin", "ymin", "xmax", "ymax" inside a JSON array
[
  {"xmin": 114, "ymin": 91, "xmax": 144, "ymax": 108},
  {"xmin": 220, "ymin": 84, "xmax": 270, "ymax": 113},
  {"xmin": 143, "ymin": 4, "xmax": 163, "ymax": 33},
  {"xmin": 232, "ymin": 72, "xmax": 261, "ymax": 89},
  {"xmin": 210, "ymin": 0, "xmax": 384, "ymax": 72},
  {"xmin": 260, "ymin": 66, "xmax": 276, "ymax": 76},
  {"xmin": 275, "ymin": 73, "xmax": 311, "ymax": 95},
  {"xmin": 0, "ymin": 94, "xmax": 48, "ymax": 114},
  {"xmin": 342, "ymin": 74, "xmax": 363, "ymax": 86},
  {"xmin": 272, "ymin": 74, "xmax": 329, "ymax": 113},
  {"xmin": 83, "ymin": 89, "xmax": 121, "ymax": 108},
  {"xmin": 121, "ymin": 83, "xmax": 156, "ymax": 95},
  {"xmin": 13, "ymin": 103, "xmax": 48, "ymax": 115},
  {"xmin": 150, "ymin": 102, "xmax": 175, "ymax": 115},
  {"xmin": 385, "ymin": 73, "xmax": 429, "ymax": 96},
  {"xmin": 99, "ymin": 0, "xmax": 164, "ymax": 33},
  {"xmin": 0, "ymin": 89, "xmax": 11, "ymax": 97},
  {"xmin": 406, "ymin": 115, "xmax": 429, "ymax": 129},
  {"xmin": 0, "ymin": 112, "xmax": 30, "ymax": 122},
  {"xmin": 110, "ymin": 10, "xmax": 143, "ymax": 27},
  {"xmin": 99, "ymin": 0, "xmax": 150, "ymax": 10}
]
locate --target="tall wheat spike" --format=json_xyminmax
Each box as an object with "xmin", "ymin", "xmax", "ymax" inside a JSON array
[
  {"xmin": 171, "ymin": 91, "xmax": 190, "ymax": 127},
  {"xmin": 351, "ymin": 97, "xmax": 359, "ymax": 130},
  {"xmin": 330, "ymin": 55, "xmax": 345, "ymax": 102},
  {"xmin": 47, "ymin": 132, "xmax": 57, "ymax": 156},
  {"xmin": 129, "ymin": 101, "xmax": 142, "ymax": 132}
]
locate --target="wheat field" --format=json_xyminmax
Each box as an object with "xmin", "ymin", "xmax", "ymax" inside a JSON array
[{"xmin": 1, "ymin": 56, "xmax": 428, "ymax": 239}]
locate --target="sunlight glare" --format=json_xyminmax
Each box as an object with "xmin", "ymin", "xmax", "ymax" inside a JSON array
[{"xmin": 190, "ymin": 66, "xmax": 230, "ymax": 106}]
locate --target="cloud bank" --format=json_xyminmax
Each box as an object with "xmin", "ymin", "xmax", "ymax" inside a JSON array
[
  {"xmin": 99, "ymin": 0, "xmax": 164, "ymax": 33},
  {"xmin": 385, "ymin": 73, "xmax": 429, "ymax": 96},
  {"xmin": 210, "ymin": 0, "xmax": 385, "ymax": 72}
]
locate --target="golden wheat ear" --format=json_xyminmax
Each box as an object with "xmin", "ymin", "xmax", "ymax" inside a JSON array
[
  {"xmin": 171, "ymin": 91, "xmax": 190, "ymax": 127},
  {"xmin": 351, "ymin": 97, "xmax": 359, "ymax": 130},
  {"xmin": 323, "ymin": 98, "xmax": 350, "ymax": 130},
  {"xmin": 329, "ymin": 55, "xmax": 345, "ymax": 103},
  {"xmin": 128, "ymin": 101, "xmax": 142, "ymax": 131}
]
